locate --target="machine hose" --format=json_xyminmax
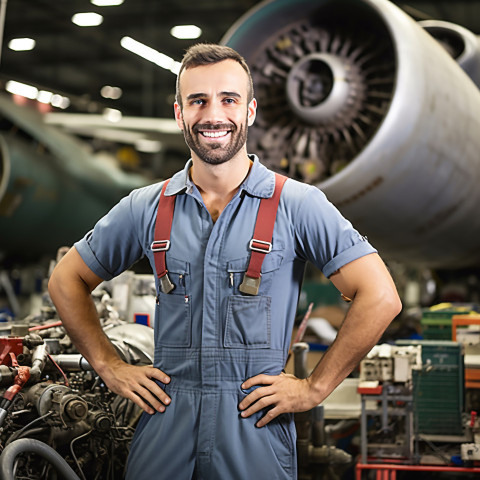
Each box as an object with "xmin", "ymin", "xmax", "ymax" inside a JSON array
[{"xmin": 0, "ymin": 438, "xmax": 81, "ymax": 480}]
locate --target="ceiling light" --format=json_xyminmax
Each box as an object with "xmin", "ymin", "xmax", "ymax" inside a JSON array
[
  {"xmin": 37, "ymin": 90, "xmax": 53, "ymax": 104},
  {"xmin": 103, "ymin": 108, "xmax": 122, "ymax": 123},
  {"xmin": 5, "ymin": 80, "xmax": 70, "ymax": 108},
  {"xmin": 170, "ymin": 25, "xmax": 202, "ymax": 40},
  {"xmin": 6, "ymin": 80, "xmax": 38, "ymax": 99},
  {"xmin": 8, "ymin": 38, "xmax": 36, "ymax": 51},
  {"xmin": 51, "ymin": 95, "xmax": 70, "ymax": 109},
  {"xmin": 91, "ymin": 0, "xmax": 124, "ymax": 5},
  {"xmin": 121, "ymin": 36, "xmax": 181, "ymax": 74},
  {"xmin": 101, "ymin": 85, "xmax": 122, "ymax": 99},
  {"xmin": 72, "ymin": 12, "xmax": 103, "ymax": 27}
]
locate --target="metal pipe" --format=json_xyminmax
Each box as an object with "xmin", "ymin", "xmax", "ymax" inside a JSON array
[{"xmin": 50, "ymin": 354, "xmax": 93, "ymax": 372}]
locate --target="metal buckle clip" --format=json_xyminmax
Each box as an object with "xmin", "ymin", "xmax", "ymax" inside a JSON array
[
  {"xmin": 239, "ymin": 274, "xmax": 261, "ymax": 296},
  {"xmin": 249, "ymin": 239, "xmax": 272, "ymax": 253},
  {"xmin": 160, "ymin": 273, "xmax": 175, "ymax": 294},
  {"xmin": 151, "ymin": 240, "xmax": 171, "ymax": 252}
]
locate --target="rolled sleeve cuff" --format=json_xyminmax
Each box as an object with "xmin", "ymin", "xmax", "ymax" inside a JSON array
[
  {"xmin": 322, "ymin": 242, "xmax": 377, "ymax": 278},
  {"xmin": 74, "ymin": 238, "xmax": 115, "ymax": 281}
]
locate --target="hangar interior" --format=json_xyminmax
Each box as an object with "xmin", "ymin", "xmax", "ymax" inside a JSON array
[{"xmin": 1, "ymin": 0, "xmax": 480, "ymax": 478}]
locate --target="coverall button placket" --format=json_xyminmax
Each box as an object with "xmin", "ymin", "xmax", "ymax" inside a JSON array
[{"xmin": 196, "ymin": 196, "xmax": 239, "ymax": 471}]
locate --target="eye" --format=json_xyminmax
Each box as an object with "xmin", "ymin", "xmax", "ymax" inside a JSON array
[
  {"xmin": 190, "ymin": 99, "xmax": 205, "ymax": 106},
  {"xmin": 223, "ymin": 97, "xmax": 236, "ymax": 104}
]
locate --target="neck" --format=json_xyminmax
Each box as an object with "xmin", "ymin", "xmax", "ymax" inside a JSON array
[
  {"xmin": 190, "ymin": 149, "xmax": 252, "ymax": 196},
  {"xmin": 190, "ymin": 149, "xmax": 253, "ymax": 222}
]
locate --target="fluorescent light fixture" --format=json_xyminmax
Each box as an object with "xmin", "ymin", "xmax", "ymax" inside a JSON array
[
  {"xmin": 72, "ymin": 12, "xmax": 103, "ymax": 27},
  {"xmin": 5, "ymin": 80, "xmax": 70, "ymax": 108},
  {"xmin": 51, "ymin": 94, "xmax": 71, "ymax": 109},
  {"xmin": 103, "ymin": 108, "xmax": 123, "ymax": 123},
  {"xmin": 8, "ymin": 38, "xmax": 36, "ymax": 51},
  {"xmin": 170, "ymin": 25, "xmax": 202, "ymax": 40},
  {"xmin": 91, "ymin": 0, "xmax": 124, "ymax": 5},
  {"xmin": 101, "ymin": 85, "xmax": 122, "ymax": 99},
  {"xmin": 6, "ymin": 80, "xmax": 38, "ymax": 99},
  {"xmin": 37, "ymin": 90, "xmax": 53, "ymax": 104},
  {"xmin": 121, "ymin": 36, "xmax": 181, "ymax": 74}
]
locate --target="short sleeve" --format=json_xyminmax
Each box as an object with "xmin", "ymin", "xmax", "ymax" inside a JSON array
[
  {"xmin": 293, "ymin": 185, "xmax": 376, "ymax": 278},
  {"xmin": 74, "ymin": 192, "xmax": 145, "ymax": 280}
]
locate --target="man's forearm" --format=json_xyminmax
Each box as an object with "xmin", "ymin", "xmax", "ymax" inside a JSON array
[
  {"xmin": 48, "ymin": 257, "xmax": 123, "ymax": 376},
  {"xmin": 307, "ymin": 286, "xmax": 401, "ymax": 403}
]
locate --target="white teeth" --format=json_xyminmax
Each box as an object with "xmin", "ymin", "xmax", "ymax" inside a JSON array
[{"xmin": 201, "ymin": 130, "xmax": 228, "ymax": 138}]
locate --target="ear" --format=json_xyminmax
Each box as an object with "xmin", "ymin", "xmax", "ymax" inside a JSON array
[
  {"xmin": 174, "ymin": 102, "xmax": 184, "ymax": 130},
  {"xmin": 247, "ymin": 98, "xmax": 257, "ymax": 127}
]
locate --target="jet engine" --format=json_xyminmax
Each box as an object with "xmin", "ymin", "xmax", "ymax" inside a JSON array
[{"xmin": 221, "ymin": 0, "xmax": 480, "ymax": 269}]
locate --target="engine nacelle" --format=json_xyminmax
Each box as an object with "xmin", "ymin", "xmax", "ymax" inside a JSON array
[{"xmin": 222, "ymin": 0, "xmax": 480, "ymax": 268}]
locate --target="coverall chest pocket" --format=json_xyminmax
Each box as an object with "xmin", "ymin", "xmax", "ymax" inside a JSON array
[
  {"xmin": 155, "ymin": 258, "xmax": 191, "ymax": 347},
  {"xmin": 224, "ymin": 249, "xmax": 283, "ymax": 349},
  {"xmin": 224, "ymin": 295, "xmax": 271, "ymax": 348}
]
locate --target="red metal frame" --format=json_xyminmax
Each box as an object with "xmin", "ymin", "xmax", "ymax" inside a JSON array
[{"xmin": 356, "ymin": 463, "xmax": 480, "ymax": 480}]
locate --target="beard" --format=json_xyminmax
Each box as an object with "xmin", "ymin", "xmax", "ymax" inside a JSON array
[{"xmin": 182, "ymin": 119, "xmax": 248, "ymax": 165}]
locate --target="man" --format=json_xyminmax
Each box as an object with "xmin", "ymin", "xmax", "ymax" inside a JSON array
[{"xmin": 48, "ymin": 43, "xmax": 401, "ymax": 479}]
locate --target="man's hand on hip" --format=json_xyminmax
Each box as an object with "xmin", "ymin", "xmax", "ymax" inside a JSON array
[
  {"xmin": 100, "ymin": 361, "xmax": 171, "ymax": 415},
  {"xmin": 238, "ymin": 372, "xmax": 319, "ymax": 427}
]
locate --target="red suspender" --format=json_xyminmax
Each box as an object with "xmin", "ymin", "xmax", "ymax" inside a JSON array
[
  {"xmin": 151, "ymin": 179, "xmax": 176, "ymax": 294},
  {"xmin": 152, "ymin": 173, "xmax": 287, "ymax": 295},
  {"xmin": 238, "ymin": 173, "xmax": 288, "ymax": 295}
]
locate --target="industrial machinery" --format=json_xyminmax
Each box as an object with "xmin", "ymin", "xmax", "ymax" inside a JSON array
[
  {"xmin": 0, "ymin": 281, "xmax": 155, "ymax": 480},
  {"xmin": 358, "ymin": 341, "xmax": 480, "ymax": 469},
  {"xmin": 222, "ymin": 0, "xmax": 480, "ymax": 269}
]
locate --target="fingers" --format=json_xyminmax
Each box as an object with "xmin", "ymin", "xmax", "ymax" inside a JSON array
[
  {"xmin": 238, "ymin": 385, "xmax": 274, "ymax": 413},
  {"xmin": 241, "ymin": 374, "xmax": 274, "ymax": 391},
  {"xmin": 240, "ymin": 388, "xmax": 277, "ymax": 425},
  {"xmin": 106, "ymin": 364, "xmax": 172, "ymax": 415},
  {"xmin": 145, "ymin": 365, "xmax": 171, "ymax": 385},
  {"xmin": 256, "ymin": 407, "xmax": 281, "ymax": 428},
  {"xmin": 239, "ymin": 373, "xmax": 314, "ymax": 427},
  {"xmin": 134, "ymin": 378, "xmax": 171, "ymax": 415}
]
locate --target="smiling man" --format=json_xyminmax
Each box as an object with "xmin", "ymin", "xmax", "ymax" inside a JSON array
[{"xmin": 48, "ymin": 44, "xmax": 401, "ymax": 479}]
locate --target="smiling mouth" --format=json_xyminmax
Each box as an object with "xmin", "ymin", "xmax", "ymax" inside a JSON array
[{"xmin": 200, "ymin": 130, "xmax": 230, "ymax": 138}]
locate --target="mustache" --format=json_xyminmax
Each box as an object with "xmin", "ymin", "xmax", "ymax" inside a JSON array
[{"xmin": 192, "ymin": 123, "xmax": 235, "ymax": 133}]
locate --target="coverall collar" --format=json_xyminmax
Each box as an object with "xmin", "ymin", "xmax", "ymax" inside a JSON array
[{"xmin": 164, "ymin": 155, "xmax": 276, "ymax": 199}]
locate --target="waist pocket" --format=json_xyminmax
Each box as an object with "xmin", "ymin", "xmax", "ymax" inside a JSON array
[
  {"xmin": 266, "ymin": 412, "xmax": 296, "ymax": 474},
  {"xmin": 224, "ymin": 295, "xmax": 271, "ymax": 349},
  {"xmin": 156, "ymin": 292, "xmax": 191, "ymax": 347}
]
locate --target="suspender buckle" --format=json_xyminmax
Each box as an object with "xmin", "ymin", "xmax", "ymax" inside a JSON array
[
  {"xmin": 249, "ymin": 239, "xmax": 272, "ymax": 253},
  {"xmin": 239, "ymin": 274, "xmax": 261, "ymax": 296},
  {"xmin": 151, "ymin": 240, "xmax": 171, "ymax": 252},
  {"xmin": 159, "ymin": 273, "xmax": 175, "ymax": 294}
]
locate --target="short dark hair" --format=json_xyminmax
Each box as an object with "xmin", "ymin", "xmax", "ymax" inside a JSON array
[{"xmin": 175, "ymin": 43, "xmax": 254, "ymax": 108}]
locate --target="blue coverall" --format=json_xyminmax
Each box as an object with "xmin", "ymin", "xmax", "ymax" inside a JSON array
[{"xmin": 75, "ymin": 156, "xmax": 376, "ymax": 479}]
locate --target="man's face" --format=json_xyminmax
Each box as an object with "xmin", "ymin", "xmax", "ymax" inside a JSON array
[{"xmin": 174, "ymin": 59, "xmax": 256, "ymax": 165}]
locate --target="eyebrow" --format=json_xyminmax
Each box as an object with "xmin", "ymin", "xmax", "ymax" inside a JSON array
[{"xmin": 185, "ymin": 91, "xmax": 242, "ymax": 101}]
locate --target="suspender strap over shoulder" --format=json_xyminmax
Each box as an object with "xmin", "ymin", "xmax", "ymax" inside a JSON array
[
  {"xmin": 239, "ymin": 173, "xmax": 288, "ymax": 295},
  {"xmin": 151, "ymin": 179, "xmax": 176, "ymax": 294}
]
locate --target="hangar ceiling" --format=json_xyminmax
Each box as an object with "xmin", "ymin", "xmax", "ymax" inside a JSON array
[{"xmin": 1, "ymin": 0, "xmax": 479, "ymax": 121}]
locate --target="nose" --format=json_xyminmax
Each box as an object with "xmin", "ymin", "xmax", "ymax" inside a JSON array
[{"xmin": 202, "ymin": 100, "xmax": 224, "ymax": 124}]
